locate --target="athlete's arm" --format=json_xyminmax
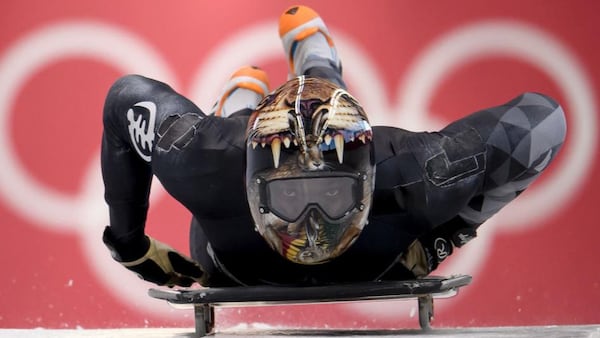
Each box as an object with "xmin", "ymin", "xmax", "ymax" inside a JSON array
[
  {"xmin": 386, "ymin": 93, "xmax": 566, "ymax": 276},
  {"xmin": 101, "ymin": 76, "xmax": 153, "ymax": 260},
  {"xmin": 100, "ymin": 75, "xmax": 206, "ymax": 286}
]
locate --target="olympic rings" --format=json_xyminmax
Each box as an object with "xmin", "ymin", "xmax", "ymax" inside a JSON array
[{"xmin": 0, "ymin": 18, "xmax": 595, "ymax": 321}]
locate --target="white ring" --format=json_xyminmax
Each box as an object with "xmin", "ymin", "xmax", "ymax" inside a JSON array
[{"xmin": 0, "ymin": 21, "xmax": 177, "ymax": 229}]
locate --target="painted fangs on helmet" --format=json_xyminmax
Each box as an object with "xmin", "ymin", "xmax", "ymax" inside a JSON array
[
  {"xmin": 251, "ymin": 128, "xmax": 374, "ymax": 169},
  {"xmin": 248, "ymin": 76, "xmax": 373, "ymax": 168},
  {"xmin": 271, "ymin": 138, "xmax": 281, "ymax": 168},
  {"xmin": 334, "ymin": 134, "xmax": 344, "ymax": 164},
  {"xmin": 250, "ymin": 132, "xmax": 295, "ymax": 168}
]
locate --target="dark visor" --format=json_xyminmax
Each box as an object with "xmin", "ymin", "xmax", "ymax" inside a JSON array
[{"xmin": 261, "ymin": 175, "xmax": 362, "ymax": 222}]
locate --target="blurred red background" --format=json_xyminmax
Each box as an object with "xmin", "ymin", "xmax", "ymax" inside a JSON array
[{"xmin": 0, "ymin": 0, "xmax": 598, "ymax": 330}]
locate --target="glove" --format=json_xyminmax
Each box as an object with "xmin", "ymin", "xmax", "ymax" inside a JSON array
[
  {"xmin": 399, "ymin": 239, "xmax": 430, "ymax": 278},
  {"xmin": 408, "ymin": 216, "xmax": 479, "ymax": 276},
  {"xmin": 103, "ymin": 226, "xmax": 205, "ymax": 287}
]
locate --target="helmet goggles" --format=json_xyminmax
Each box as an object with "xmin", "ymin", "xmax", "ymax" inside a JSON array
[{"xmin": 256, "ymin": 172, "xmax": 366, "ymax": 223}]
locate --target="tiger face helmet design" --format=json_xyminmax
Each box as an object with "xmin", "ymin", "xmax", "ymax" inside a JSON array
[{"xmin": 246, "ymin": 76, "xmax": 375, "ymax": 265}]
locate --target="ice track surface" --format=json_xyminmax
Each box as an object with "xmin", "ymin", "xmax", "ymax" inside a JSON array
[{"xmin": 2, "ymin": 325, "xmax": 600, "ymax": 338}]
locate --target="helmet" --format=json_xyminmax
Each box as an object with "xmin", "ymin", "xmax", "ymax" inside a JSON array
[{"xmin": 246, "ymin": 76, "xmax": 375, "ymax": 265}]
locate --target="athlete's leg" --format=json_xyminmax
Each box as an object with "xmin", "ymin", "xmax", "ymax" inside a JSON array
[
  {"xmin": 210, "ymin": 65, "xmax": 270, "ymax": 118},
  {"xmin": 279, "ymin": 5, "xmax": 346, "ymax": 88}
]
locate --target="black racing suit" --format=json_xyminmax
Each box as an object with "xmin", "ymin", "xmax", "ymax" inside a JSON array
[{"xmin": 101, "ymin": 71, "xmax": 566, "ymax": 286}]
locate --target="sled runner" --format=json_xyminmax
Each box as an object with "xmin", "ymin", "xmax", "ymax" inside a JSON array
[{"xmin": 148, "ymin": 274, "xmax": 472, "ymax": 336}]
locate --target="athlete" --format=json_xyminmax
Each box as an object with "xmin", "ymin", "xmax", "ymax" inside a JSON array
[{"xmin": 101, "ymin": 5, "xmax": 567, "ymax": 287}]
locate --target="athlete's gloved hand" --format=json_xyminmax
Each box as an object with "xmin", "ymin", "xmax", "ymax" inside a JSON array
[{"xmin": 103, "ymin": 226, "xmax": 205, "ymax": 287}]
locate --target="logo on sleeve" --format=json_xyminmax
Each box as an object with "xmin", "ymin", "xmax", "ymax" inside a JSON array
[
  {"xmin": 434, "ymin": 237, "xmax": 451, "ymax": 262},
  {"xmin": 127, "ymin": 101, "xmax": 156, "ymax": 162}
]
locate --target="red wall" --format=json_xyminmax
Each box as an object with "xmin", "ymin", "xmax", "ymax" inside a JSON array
[{"xmin": 1, "ymin": 0, "xmax": 598, "ymax": 330}]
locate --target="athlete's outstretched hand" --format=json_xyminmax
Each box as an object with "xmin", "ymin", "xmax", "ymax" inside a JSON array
[{"xmin": 103, "ymin": 227, "xmax": 205, "ymax": 287}]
